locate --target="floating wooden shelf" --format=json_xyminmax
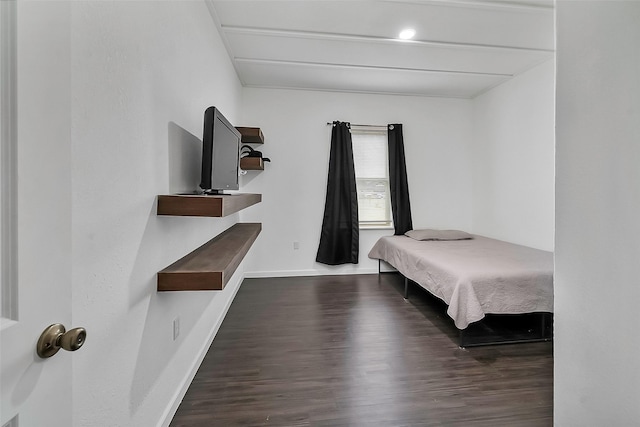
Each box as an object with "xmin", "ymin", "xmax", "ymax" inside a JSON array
[
  {"xmin": 158, "ymin": 223, "xmax": 261, "ymax": 291},
  {"xmin": 240, "ymin": 157, "xmax": 264, "ymax": 170},
  {"xmin": 235, "ymin": 127, "xmax": 264, "ymax": 144},
  {"xmin": 157, "ymin": 193, "xmax": 261, "ymax": 217}
]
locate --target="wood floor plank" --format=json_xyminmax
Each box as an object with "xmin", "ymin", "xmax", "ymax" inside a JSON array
[{"xmin": 170, "ymin": 274, "xmax": 553, "ymax": 426}]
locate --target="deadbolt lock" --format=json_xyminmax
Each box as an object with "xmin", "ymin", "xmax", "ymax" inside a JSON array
[{"xmin": 37, "ymin": 323, "xmax": 87, "ymax": 358}]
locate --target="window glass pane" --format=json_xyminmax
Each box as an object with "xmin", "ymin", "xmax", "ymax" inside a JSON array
[
  {"xmin": 356, "ymin": 178, "xmax": 391, "ymax": 224},
  {"xmin": 351, "ymin": 128, "xmax": 392, "ymax": 227}
]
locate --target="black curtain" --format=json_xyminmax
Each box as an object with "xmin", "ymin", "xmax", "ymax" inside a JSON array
[
  {"xmin": 388, "ymin": 124, "xmax": 413, "ymax": 235},
  {"xmin": 316, "ymin": 121, "xmax": 359, "ymax": 265}
]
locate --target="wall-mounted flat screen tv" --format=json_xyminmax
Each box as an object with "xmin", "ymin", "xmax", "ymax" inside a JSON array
[{"xmin": 199, "ymin": 106, "xmax": 241, "ymax": 195}]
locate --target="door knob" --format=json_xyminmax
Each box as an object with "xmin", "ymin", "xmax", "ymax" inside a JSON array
[{"xmin": 36, "ymin": 323, "xmax": 87, "ymax": 358}]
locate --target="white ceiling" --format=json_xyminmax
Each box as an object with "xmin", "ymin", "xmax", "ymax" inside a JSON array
[{"xmin": 207, "ymin": 0, "xmax": 555, "ymax": 98}]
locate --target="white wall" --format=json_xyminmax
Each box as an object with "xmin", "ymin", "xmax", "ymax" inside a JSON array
[
  {"xmin": 471, "ymin": 59, "xmax": 555, "ymax": 251},
  {"xmin": 555, "ymin": 1, "xmax": 640, "ymax": 425},
  {"xmin": 239, "ymin": 88, "xmax": 474, "ymax": 276},
  {"xmin": 68, "ymin": 2, "xmax": 244, "ymax": 426}
]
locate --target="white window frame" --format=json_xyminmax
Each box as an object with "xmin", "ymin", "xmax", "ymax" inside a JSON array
[{"xmin": 350, "ymin": 126, "xmax": 393, "ymax": 230}]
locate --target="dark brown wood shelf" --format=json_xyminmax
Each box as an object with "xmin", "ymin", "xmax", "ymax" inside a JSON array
[
  {"xmin": 158, "ymin": 223, "xmax": 261, "ymax": 291},
  {"xmin": 157, "ymin": 193, "xmax": 261, "ymax": 217},
  {"xmin": 240, "ymin": 157, "xmax": 264, "ymax": 170},
  {"xmin": 235, "ymin": 127, "xmax": 264, "ymax": 144}
]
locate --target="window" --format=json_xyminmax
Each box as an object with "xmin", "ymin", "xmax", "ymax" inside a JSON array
[{"xmin": 351, "ymin": 126, "xmax": 393, "ymax": 228}]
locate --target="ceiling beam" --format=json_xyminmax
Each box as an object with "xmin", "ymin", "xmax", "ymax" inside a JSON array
[
  {"xmin": 222, "ymin": 26, "xmax": 555, "ymax": 54},
  {"xmin": 381, "ymin": 0, "xmax": 554, "ymax": 14},
  {"xmin": 234, "ymin": 57, "xmax": 513, "ymax": 77}
]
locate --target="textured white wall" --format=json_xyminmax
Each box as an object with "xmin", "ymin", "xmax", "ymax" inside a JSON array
[
  {"xmin": 68, "ymin": 2, "xmax": 244, "ymax": 426},
  {"xmin": 555, "ymin": 1, "xmax": 640, "ymax": 424},
  {"xmin": 239, "ymin": 88, "xmax": 474, "ymax": 276},
  {"xmin": 471, "ymin": 59, "xmax": 555, "ymax": 251}
]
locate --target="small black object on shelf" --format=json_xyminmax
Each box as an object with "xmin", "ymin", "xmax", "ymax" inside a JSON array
[{"xmin": 241, "ymin": 145, "xmax": 271, "ymax": 162}]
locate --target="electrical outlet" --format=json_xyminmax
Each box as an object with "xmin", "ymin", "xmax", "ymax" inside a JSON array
[
  {"xmin": 173, "ymin": 317, "xmax": 180, "ymax": 341},
  {"xmin": 293, "ymin": 241, "xmax": 300, "ymax": 250}
]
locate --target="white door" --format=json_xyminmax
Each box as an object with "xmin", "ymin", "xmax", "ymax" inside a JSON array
[{"xmin": 1, "ymin": 2, "xmax": 76, "ymax": 426}]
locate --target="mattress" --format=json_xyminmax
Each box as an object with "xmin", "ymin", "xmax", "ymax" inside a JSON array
[{"xmin": 368, "ymin": 235, "xmax": 553, "ymax": 329}]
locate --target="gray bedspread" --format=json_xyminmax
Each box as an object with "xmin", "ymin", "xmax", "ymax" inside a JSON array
[{"xmin": 368, "ymin": 235, "xmax": 553, "ymax": 329}]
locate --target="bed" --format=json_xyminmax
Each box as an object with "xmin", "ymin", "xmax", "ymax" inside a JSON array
[{"xmin": 368, "ymin": 232, "xmax": 553, "ymax": 345}]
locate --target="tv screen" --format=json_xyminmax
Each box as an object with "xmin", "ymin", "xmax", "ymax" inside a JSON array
[{"xmin": 199, "ymin": 107, "xmax": 241, "ymax": 194}]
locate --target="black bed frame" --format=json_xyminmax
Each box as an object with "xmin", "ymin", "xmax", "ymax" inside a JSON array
[{"xmin": 377, "ymin": 260, "xmax": 553, "ymax": 348}]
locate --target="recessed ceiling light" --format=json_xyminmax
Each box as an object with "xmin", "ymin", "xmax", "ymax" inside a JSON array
[{"xmin": 398, "ymin": 28, "xmax": 416, "ymax": 40}]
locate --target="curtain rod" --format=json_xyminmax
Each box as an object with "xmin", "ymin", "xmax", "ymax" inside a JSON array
[{"xmin": 326, "ymin": 122, "xmax": 388, "ymax": 128}]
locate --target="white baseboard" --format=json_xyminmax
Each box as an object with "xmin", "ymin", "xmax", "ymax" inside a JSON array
[
  {"xmin": 244, "ymin": 268, "xmax": 381, "ymax": 278},
  {"xmin": 158, "ymin": 274, "xmax": 243, "ymax": 427},
  {"xmin": 245, "ymin": 263, "xmax": 397, "ymax": 278}
]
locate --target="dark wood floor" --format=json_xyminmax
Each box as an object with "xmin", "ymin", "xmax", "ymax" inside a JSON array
[{"xmin": 170, "ymin": 274, "xmax": 553, "ymax": 426}]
